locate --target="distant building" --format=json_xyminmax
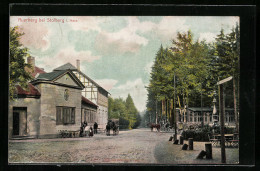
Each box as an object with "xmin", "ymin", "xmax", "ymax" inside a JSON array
[
  {"xmin": 53, "ymin": 60, "xmax": 109, "ymax": 129},
  {"xmin": 176, "ymin": 107, "xmax": 236, "ymax": 127}
]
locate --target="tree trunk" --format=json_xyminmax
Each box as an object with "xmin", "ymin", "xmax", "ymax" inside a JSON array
[
  {"xmin": 174, "ymin": 74, "xmax": 177, "ymax": 140},
  {"xmin": 156, "ymin": 99, "xmax": 158, "ymax": 124},
  {"xmin": 233, "ymin": 77, "xmax": 239, "ymax": 133}
]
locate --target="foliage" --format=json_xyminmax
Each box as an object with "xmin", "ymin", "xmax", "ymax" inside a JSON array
[
  {"xmin": 9, "ymin": 27, "xmax": 32, "ymax": 100},
  {"xmin": 182, "ymin": 129, "xmax": 210, "ymax": 141},
  {"xmin": 108, "ymin": 94, "xmax": 141, "ymax": 129},
  {"xmin": 119, "ymin": 117, "xmax": 130, "ymax": 129},
  {"xmin": 146, "ymin": 25, "xmax": 240, "ymax": 127}
]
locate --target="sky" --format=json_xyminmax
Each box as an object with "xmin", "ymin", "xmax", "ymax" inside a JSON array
[{"xmin": 10, "ymin": 16, "xmax": 239, "ymax": 112}]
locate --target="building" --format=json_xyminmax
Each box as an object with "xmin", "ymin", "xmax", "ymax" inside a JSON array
[
  {"xmin": 8, "ymin": 57, "xmax": 99, "ymax": 139},
  {"xmin": 53, "ymin": 60, "xmax": 109, "ymax": 129},
  {"xmin": 81, "ymin": 96, "xmax": 98, "ymax": 126},
  {"xmin": 176, "ymin": 107, "xmax": 236, "ymax": 127}
]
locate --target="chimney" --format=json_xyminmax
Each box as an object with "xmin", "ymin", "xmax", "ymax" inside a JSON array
[
  {"xmin": 76, "ymin": 59, "xmax": 80, "ymax": 71},
  {"xmin": 27, "ymin": 56, "xmax": 35, "ymax": 71}
]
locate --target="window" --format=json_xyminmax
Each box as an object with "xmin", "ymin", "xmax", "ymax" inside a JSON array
[{"xmin": 56, "ymin": 107, "xmax": 75, "ymax": 125}]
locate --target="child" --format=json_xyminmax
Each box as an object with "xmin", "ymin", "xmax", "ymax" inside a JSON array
[{"xmin": 89, "ymin": 127, "xmax": 94, "ymax": 137}]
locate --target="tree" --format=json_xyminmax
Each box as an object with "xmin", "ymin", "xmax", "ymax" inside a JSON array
[
  {"xmin": 108, "ymin": 95, "xmax": 140, "ymax": 129},
  {"xmin": 9, "ymin": 27, "xmax": 32, "ymax": 100},
  {"xmin": 215, "ymin": 25, "xmax": 240, "ymax": 132},
  {"xmin": 125, "ymin": 94, "xmax": 139, "ymax": 129}
]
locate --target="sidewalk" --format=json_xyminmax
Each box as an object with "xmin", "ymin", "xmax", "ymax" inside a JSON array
[{"xmin": 154, "ymin": 135, "xmax": 239, "ymax": 164}]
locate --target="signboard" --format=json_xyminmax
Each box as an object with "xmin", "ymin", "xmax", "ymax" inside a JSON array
[{"xmin": 217, "ymin": 76, "xmax": 233, "ymax": 85}]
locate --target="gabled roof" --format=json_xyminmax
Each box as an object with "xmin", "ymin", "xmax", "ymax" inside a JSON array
[
  {"xmin": 82, "ymin": 96, "xmax": 98, "ymax": 108},
  {"xmin": 53, "ymin": 63, "xmax": 78, "ymax": 71},
  {"xmin": 31, "ymin": 70, "xmax": 85, "ymax": 89},
  {"xmin": 53, "ymin": 63, "xmax": 110, "ymax": 94},
  {"xmin": 15, "ymin": 83, "xmax": 41, "ymax": 98},
  {"xmin": 36, "ymin": 70, "xmax": 68, "ymax": 80}
]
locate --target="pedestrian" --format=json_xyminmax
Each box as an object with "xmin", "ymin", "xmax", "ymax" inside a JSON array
[
  {"xmin": 94, "ymin": 122, "xmax": 98, "ymax": 134},
  {"xmin": 83, "ymin": 121, "xmax": 88, "ymax": 127},
  {"xmin": 89, "ymin": 127, "xmax": 94, "ymax": 137},
  {"xmin": 106, "ymin": 123, "xmax": 110, "ymax": 136},
  {"xmin": 84, "ymin": 124, "xmax": 90, "ymax": 137}
]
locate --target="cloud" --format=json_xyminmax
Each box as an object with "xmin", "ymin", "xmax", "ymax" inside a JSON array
[
  {"xmin": 111, "ymin": 78, "xmax": 148, "ymax": 112},
  {"xmin": 10, "ymin": 17, "xmax": 51, "ymax": 51},
  {"xmin": 37, "ymin": 47, "xmax": 100, "ymax": 71},
  {"xmin": 144, "ymin": 61, "xmax": 154, "ymax": 74},
  {"xmin": 199, "ymin": 32, "xmax": 217, "ymax": 43},
  {"xmin": 95, "ymin": 32, "xmax": 145, "ymax": 54},
  {"xmin": 152, "ymin": 17, "xmax": 189, "ymax": 42},
  {"xmin": 95, "ymin": 79, "xmax": 118, "ymax": 91},
  {"xmin": 95, "ymin": 17, "xmax": 152, "ymax": 55}
]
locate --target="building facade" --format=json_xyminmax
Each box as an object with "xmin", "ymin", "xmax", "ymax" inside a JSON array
[
  {"xmin": 176, "ymin": 107, "xmax": 236, "ymax": 127},
  {"xmin": 53, "ymin": 61, "xmax": 109, "ymax": 129},
  {"xmin": 9, "ymin": 57, "xmax": 109, "ymax": 139}
]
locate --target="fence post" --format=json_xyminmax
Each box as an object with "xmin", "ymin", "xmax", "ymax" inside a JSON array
[
  {"xmin": 205, "ymin": 143, "xmax": 213, "ymax": 159},
  {"xmin": 180, "ymin": 136, "xmax": 184, "ymax": 144}
]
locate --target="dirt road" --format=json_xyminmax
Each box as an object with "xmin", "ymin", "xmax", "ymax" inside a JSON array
[{"xmin": 9, "ymin": 128, "xmax": 238, "ymax": 164}]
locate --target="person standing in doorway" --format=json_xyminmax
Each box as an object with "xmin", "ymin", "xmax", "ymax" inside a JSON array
[{"xmin": 94, "ymin": 122, "xmax": 98, "ymax": 134}]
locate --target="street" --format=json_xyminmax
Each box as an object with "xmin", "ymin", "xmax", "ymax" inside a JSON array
[{"xmin": 8, "ymin": 128, "xmax": 238, "ymax": 164}]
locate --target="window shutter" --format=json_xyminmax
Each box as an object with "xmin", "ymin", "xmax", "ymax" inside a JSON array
[{"xmin": 56, "ymin": 107, "xmax": 62, "ymax": 125}]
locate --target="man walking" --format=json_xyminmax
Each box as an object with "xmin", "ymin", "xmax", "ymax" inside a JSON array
[{"xmin": 94, "ymin": 122, "xmax": 98, "ymax": 134}]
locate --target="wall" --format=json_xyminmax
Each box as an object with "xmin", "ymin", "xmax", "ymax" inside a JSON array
[
  {"xmin": 36, "ymin": 83, "xmax": 82, "ymax": 138},
  {"xmin": 97, "ymin": 105, "xmax": 108, "ymax": 129},
  {"xmin": 97, "ymin": 89, "xmax": 108, "ymax": 107},
  {"xmin": 96, "ymin": 89, "xmax": 108, "ymax": 129},
  {"xmin": 9, "ymin": 98, "xmax": 41, "ymax": 139},
  {"xmin": 81, "ymin": 103, "xmax": 97, "ymax": 127}
]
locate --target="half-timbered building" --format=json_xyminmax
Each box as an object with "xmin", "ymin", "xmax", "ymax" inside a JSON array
[{"xmin": 8, "ymin": 57, "xmax": 100, "ymax": 139}]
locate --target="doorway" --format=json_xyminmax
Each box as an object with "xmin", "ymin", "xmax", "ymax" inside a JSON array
[
  {"xmin": 13, "ymin": 107, "xmax": 27, "ymax": 136},
  {"xmin": 13, "ymin": 112, "xmax": 20, "ymax": 135}
]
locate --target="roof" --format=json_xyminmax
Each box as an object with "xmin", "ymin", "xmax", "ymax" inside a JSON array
[
  {"xmin": 82, "ymin": 96, "xmax": 98, "ymax": 108},
  {"xmin": 15, "ymin": 83, "xmax": 41, "ymax": 97},
  {"xmin": 32, "ymin": 66, "xmax": 46, "ymax": 78},
  {"xmin": 36, "ymin": 70, "xmax": 67, "ymax": 80},
  {"xmin": 53, "ymin": 63, "xmax": 110, "ymax": 94},
  {"xmin": 32, "ymin": 70, "xmax": 85, "ymax": 89},
  {"xmin": 53, "ymin": 63, "xmax": 78, "ymax": 71}
]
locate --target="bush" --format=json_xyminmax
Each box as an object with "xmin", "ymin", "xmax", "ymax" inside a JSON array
[
  {"xmin": 212, "ymin": 126, "xmax": 236, "ymax": 134},
  {"xmin": 182, "ymin": 124, "xmax": 236, "ymax": 141},
  {"xmin": 182, "ymin": 129, "xmax": 210, "ymax": 141}
]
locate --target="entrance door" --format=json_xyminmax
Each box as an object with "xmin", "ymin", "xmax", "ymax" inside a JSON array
[
  {"xmin": 13, "ymin": 107, "xmax": 27, "ymax": 136},
  {"xmin": 13, "ymin": 112, "xmax": 20, "ymax": 136}
]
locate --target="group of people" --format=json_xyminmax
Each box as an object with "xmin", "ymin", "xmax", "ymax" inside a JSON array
[{"xmin": 80, "ymin": 121, "xmax": 99, "ymax": 137}]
